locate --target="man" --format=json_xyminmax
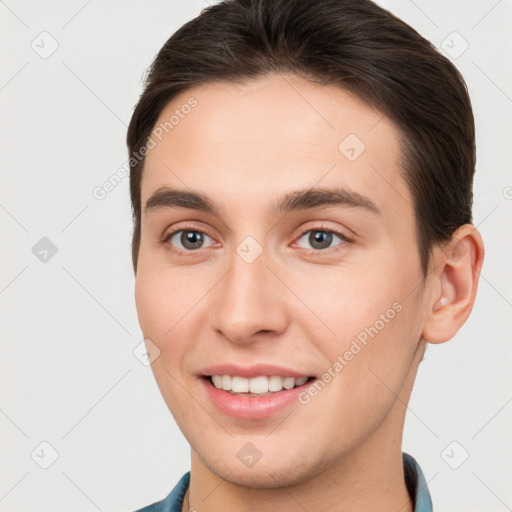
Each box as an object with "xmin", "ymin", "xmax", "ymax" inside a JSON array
[{"xmin": 127, "ymin": 0, "xmax": 484, "ymax": 510}]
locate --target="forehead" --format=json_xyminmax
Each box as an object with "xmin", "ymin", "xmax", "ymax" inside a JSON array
[{"xmin": 141, "ymin": 74, "xmax": 412, "ymax": 223}]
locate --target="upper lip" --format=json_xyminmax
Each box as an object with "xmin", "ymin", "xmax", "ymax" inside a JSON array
[{"xmin": 198, "ymin": 363, "xmax": 314, "ymax": 379}]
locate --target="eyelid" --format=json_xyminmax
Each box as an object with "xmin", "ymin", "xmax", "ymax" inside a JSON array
[
  {"xmin": 163, "ymin": 221, "xmax": 215, "ymax": 239},
  {"xmin": 293, "ymin": 220, "xmax": 354, "ymax": 242}
]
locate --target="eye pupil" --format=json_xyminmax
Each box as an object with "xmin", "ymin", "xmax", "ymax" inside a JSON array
[
  {"xmin": 309, "ymin": 230, "xmax": 332, "ymax": 250},
  {"xmin": 181, "ymin": 231, "xmax": 204, "ymax": 249}
]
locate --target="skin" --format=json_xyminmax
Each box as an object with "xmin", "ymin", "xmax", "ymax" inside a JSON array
[{"xmin": 134, "ymin": 74, "xmax": 484, "ymax": 512}]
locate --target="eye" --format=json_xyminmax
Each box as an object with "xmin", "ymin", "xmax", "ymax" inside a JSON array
[
  {"xmin": 296, "ymin": 229, "xmax": 349, "ymax": 251},
  {"xmin": 164, "ymin": 230, "xmax": 215, "ymax": 251}
]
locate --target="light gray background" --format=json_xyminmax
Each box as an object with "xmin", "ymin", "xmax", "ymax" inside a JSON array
[{"xmin": 1, "ymin": 1, "xmax": 511, "ymax": 511}]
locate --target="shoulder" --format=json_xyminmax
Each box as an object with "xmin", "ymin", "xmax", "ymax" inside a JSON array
[{"xmin": 134, "ymin": 472, "xmax": 190, "ymax": 512}]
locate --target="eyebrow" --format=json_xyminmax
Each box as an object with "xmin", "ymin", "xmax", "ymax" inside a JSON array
[{"xmin": 144, "ymin": 185, "xmax": 381, "ymax": 216}]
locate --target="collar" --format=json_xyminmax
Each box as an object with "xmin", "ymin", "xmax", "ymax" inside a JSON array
[{"xmin": 403, "ymin": 452, "xmax": 433, "ymax": 511}]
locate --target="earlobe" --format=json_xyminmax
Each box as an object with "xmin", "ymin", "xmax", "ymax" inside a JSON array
[{"xmin": 422, "ymin": 224, "xmax": 485, "ymax": 344}]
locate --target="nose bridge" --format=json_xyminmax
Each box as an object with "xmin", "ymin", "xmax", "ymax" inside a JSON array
[{"xmin": 209, "ymin": 242, "xmax": 287, "ymax": 343}]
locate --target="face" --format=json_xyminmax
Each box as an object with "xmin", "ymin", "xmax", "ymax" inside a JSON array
[{"xmin": 135, "ymin": 74, "xmax": 430, "ymax": 488}]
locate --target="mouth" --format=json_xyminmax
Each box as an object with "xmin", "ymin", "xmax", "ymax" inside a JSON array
[
  {"xmin": 201, "ymin": 374, "xmax": 316, "ymax": 397},
  {"xmin": 197, "ymin": 364, "xmax": 319, "ymax": 419}
]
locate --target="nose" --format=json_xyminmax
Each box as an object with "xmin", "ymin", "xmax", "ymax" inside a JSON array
[{"xmin": 208, "ymin": 247, "xmax": 288, "ymax": 344}]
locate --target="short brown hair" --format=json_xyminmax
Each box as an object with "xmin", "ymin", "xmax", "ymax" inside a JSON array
[{"xmin": 127, "ymin": 0, "xmax": 475, "ymax": 277}]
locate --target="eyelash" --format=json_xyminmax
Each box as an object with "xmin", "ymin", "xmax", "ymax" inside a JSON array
[{"xmin": 161, "ymin": 224, "xmax": 353, "ymax": 256}]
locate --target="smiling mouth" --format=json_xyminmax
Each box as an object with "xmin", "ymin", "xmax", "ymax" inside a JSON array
[{"xmin": 203, "ymin": 375, "xmax": 316, "ymax": 397}]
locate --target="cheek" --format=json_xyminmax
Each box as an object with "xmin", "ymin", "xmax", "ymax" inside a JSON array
[
  {"xmin": 134, "ymin": 260, "xmax": 210, "ymax": 361},
  {"xmin": 134, "ymin": 268, "xmax": 193, "ymax": 417},
  {"xmin": 297, "ymin": 262, "xmax": 421, "ymax": 386},
  {"xmin": 134, "ymin": 263, "xmax": 182, "ymax": 345},
  {"xmin": 134, "ymin": 269, "xmax": 160, "ymax": 337},
  {"xmin": 288, "ymin": 266, "xmax": 393, "ymax": 340}
]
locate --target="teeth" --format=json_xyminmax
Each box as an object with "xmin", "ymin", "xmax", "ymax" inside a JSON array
[
  {"xmin": 249, "ymin": 376, "xmax": 268, "ymax": 394},
  {"xmin": 282, "ymin": 377, "xmax": 295, "ymax": 389},
  {"xmin": 221, "ymin": 375, "xmax": 232, "ymax": 390},
  {"xmin": 210, "ymin": 375, "xmax": 310, "ymax": 394},
  {"xmin": 268, "ymin": 375, "xmax": 283, "ymax": 392},
  {"xmin": 232, "ymin": 376, "xmax": 249, "ymax": 393}
]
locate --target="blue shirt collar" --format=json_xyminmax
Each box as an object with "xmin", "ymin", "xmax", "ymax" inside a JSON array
[
  {"xmin": 136, "ymin": 452, "xmax": 432, "ymax": 512},
  {"xmin": 403, "ymin": 452, "xmax": 433, "ymax": 512}
]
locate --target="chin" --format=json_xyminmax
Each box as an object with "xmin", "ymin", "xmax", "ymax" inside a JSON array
[{"xmin": 195, "ymin": 444, "xmax": 332, "ymax": 490}]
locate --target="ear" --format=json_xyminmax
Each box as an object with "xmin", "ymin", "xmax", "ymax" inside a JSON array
[{"xmin": 422, "ymin": 224, "xmax": 485, "ymax": 344}]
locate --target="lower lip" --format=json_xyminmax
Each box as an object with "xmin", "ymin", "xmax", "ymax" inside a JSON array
[{"xmin": 199, "ymin": 377, "xmax": 314, "ymax": 420}]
